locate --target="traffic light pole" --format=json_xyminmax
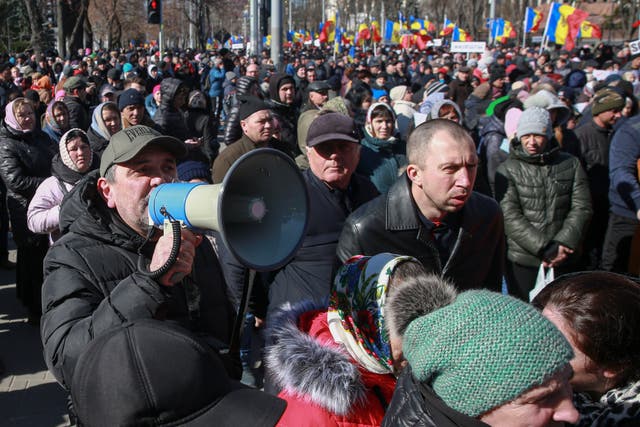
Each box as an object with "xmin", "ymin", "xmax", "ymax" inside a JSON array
[{"xmin": 159, "ymin": 23, "xmax": 164, "ymax": 57}]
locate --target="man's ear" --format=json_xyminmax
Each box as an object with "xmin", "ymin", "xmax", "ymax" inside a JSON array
[
  {"xmin": 406, "ymin": 163, "xmax": 422, "ymax": 187},
  {"xmin": 97, "ymin": 177, "xmax": 116, "ymax": 208}
]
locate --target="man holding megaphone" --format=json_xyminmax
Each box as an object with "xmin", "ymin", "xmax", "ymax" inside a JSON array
[{"xmin": 40, "ymin": 125, "xmax": 238, "ymax": 399}]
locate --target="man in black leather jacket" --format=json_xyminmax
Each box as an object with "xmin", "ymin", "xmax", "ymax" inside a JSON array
[{"xmin": 337, "ymin": 119, "xmax": 505, "ymax": 292}]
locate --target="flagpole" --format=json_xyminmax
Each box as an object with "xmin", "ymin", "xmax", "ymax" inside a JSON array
[
  {"xmin": 540, "ymin": 2, "xmax": 555, "ymax": 54},
  {"xmin": 522, "ymin": 11, "xmax": 527, "ymax": 48}
]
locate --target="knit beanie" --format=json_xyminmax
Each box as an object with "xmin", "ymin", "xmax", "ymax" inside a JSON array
[
  {"xmin": 516, "ymin": 106, "xmax": 552, "ymax": 140},
  {"xmin": 372, "ymin": 88, "xmax": 389, "ymax": 101},
  {"xmin": 389, "ymin": 85, "xmax": 408, "ymax": 102},
  {"xmin": 403, "ymin": 290, "xmax": 573, "ymax": 418},
  {"xmin": 118, "ymin": 88, "xmax": 145, "ymax": 111},
  {"xmin": 177, "ymin": 160, "xmax": 211, "ymax": 182},
  {"xmin": 591, "ymin": 89, "xmax": 625, "ymax": 116}
]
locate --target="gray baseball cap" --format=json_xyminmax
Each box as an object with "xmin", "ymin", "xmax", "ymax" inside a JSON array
[{"xmin": 100, "ymin": 125, "xmax": 187, "ymax": 176}]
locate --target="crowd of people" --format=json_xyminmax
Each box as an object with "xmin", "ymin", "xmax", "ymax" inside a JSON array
[{"xmin": 1, "ymin": 38, "xmax": 640, "ymax": 426}]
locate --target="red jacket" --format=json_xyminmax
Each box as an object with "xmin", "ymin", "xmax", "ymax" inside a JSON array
[{"xmin": 267, "ymin": 307, "xmax": 397, "ymax": 427}]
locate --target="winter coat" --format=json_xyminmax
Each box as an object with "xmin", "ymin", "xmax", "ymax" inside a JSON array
[
  {"xmin": 185, "ymin": 108, "xmax": 219, "ymax": 162},
  {"xmin": 337, "ymin": 174, "xmax": 505, "ymax": 292},
  {"xmin": 392, "ymin": 99, "xmax": 416, "ymax": 141},
  {"xmin": 27, "ymin": 152, "xmax": 99, "ymax": 243},
  {"xmin": 62, "ymin": 95, "xmax": 90, "ymax": 131},
  {"xmin": 0, "ymin": 122, "xmax": 55, "ymax": 246},
  {"xmin": 382, "ymin": 366, "xmax": 489, "ymax": 427},
  {"xmin": 609, "ymin": 115, "xmax": 640, "ymax": 219},
  {"xmin": 208, "ymin": 67, "xmax": 225, "ymax": 98},
  {"xmin": 144, "ymin": 93, "xmax": 159, "ymax": 118},
  {"xmin": 153, "ymin": 78, "xmax": 189, "ymax": 141},
  {"xmin": 223, "ymin": 76, "xmax": 263, "ymax": 146},
  {"xmin": 574, "ymin": 119, "xmax": 613, "ymax": 202},
  {"xmin": 266, "ymin": 304, "xmax": 397, "ymax": 427},
  {"xmin": 40, "ymin": 171, "xmax": 236, "ymax": 388},
  {"xmin": 357, "ymin": 131, "xmax": 406, "ymax": 194},
  {"xmin": 495, "ymin": 139, "xmax": 592, "ymax": 267},
  {"xmin": 448, "ymin": 78, "xmax": 473, "ymax": 111},
  {"xmin": 263, "ymin": 169, "xmax": 377, "ymax": 317},
  {"xmin": 477, "ymin": 114, "xmax": 509, "ymax": 196}
]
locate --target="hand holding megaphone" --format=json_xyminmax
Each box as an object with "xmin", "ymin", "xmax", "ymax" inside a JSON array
[{"xmin": 150, "ymin": 228, "xmax": 203, "ymax": 287}]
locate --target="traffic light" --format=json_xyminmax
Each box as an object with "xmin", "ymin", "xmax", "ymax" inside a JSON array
[{"xmin": 147, "ymin": 0, "xmax": 161, "ymax": 25}]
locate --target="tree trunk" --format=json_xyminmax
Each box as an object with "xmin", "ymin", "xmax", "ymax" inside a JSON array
[{"xmin": 23, "ymin": 0, "xmax": 45, "ymax": 54}]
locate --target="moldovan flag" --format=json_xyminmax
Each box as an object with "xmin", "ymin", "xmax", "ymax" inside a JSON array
[
  {"xmin": 580, "ymin": 21, "xmax": 602, "ymax": 39},
  {"xmin": 525, "ymin": 7, "xmax": 543, "ymax": 33},
  {"xmin": 371, "ymin": 21, "xmax": 382, "ymax": 42}
]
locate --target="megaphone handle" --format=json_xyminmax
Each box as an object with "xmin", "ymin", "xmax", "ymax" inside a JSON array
[
  {"xmin": 229, "ymin": 269, "xmax": 256, "ymax": 357},
  {"xmin": 138, "ymin": 220, "xmax": 182, "ymax": 280}
]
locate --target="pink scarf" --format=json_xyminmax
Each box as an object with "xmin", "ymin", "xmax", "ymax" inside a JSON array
[{"xmin": 4, "ymin": 99, "xmax": 32, "ymax": 134}]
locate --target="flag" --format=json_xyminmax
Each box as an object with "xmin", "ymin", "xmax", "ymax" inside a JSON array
[
  {"xmin": 357, "ymin": 23, "xmax": 371, "ymax": 45},
  {"xmin": 564, "ymin": 5, "xmax": 589, "ymax": 50},
  {"xmin": 206, "ymin": 38, "xmax": 214, "ymax": 50},
  {"xmin": 546, "ymin": 2, "xmax": 562, "ymax": 43},
  {"xmin": 400, "ymin": 34, "xmax": 414, "ymax": 49},
  {"xmin": 440, "ymin": 22, "xmax": 455, "ymax": 37},
  {"xmin": 319, "ymin": 18, "xmax": 335, "ymax": 43},
  {"xmin": 495, "ymin": 20, "xmax": 516, "ymax": 42},
  {"xmin": 348, "ymin": 45, "xmax": 355, "ymax": 62},
  {"xmin": 546, "ymin": 3, "xmax": 588, "ymax": 49},
  {"xmin": 490, "ymin": 18, "xmax": 505, "ymax": 40},
  {"xmin": 452, "ymin": 26, "xmax": 470, "ymax": 41},
  {"xmin": 371, "ymin": 21, "xmax": 382, "ymax": 42},
  {"xmin": 525, "ymin": 7, "xmax": 543, "ymax": 33},
  {"xmin": 580, "ymin": 20, "xmax": 601, "ymax": 39},
  {"xmin": 385, "ymin": 19, "xmax": 394, "ymax": 41}
]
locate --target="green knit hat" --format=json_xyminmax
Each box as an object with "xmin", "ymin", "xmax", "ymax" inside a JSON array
[{"xmin": 403, "ymin": 290, "xmax": 573, "ymax": 418}]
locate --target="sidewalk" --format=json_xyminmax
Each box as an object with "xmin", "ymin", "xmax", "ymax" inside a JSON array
[{"xmin": 0, "ymin": 250, "xmax": 68, "ymax": 427}]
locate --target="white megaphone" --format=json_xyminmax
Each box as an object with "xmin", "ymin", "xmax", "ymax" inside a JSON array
[{"xmin": 148, "ymin": 148, "xmax": 309, "ymax": 271}]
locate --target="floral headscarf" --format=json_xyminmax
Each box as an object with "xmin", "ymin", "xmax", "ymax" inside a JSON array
[
  {"xmin": 44, "ymin": 100, "xmax": 67, "ymax": 134},
  {"xmin": 327, "ymin": 253, "xmax": 419, "ymax": 374}
]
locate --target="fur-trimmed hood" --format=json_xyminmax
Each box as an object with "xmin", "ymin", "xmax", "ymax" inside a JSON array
[{"xmin": 265, "ymin": 301, "xmax": 367, "ymax": 416}]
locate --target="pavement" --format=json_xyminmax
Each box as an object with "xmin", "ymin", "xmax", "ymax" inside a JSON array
[{"xmin": 0, "ymin": 249, "xmax": 69, "ymax": 427}]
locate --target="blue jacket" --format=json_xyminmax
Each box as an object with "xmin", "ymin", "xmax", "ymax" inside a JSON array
[
  {"xmin": 357, "ymin": 131, "xmax": 407, "ymax": 194},
  {"xmin": 208, "ymin": 67, "xmax": 225, "ymax": 98},
  {"xmin": 609, "ymin": 115, "xmax": 640, "ymax": 219}
]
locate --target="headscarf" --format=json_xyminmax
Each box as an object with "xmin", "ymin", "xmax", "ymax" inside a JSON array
[
  {"xmin": 58, "ymin": 128, "xmax": 93, "ymax": 173},
  {"xmin": 364, "ymin": 102, "xmax": 397, "ymax": 140},
  {"xmin": 90, "ymin": 102, "xmax": 119, "ymax": 140},
  {"xmin": 327, "ymin": 253, "xmax": 419, "ymax": 374},
  {"xmin": 44, "ymin": 100, "xmax": 68, "ymax": 134},
  {"xmin": 4, "ymin": 98, "xmax": 34, "ymax": 133}
]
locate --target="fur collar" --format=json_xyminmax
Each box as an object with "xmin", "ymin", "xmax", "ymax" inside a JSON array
[{"xmin": 265, "ymin": 301, "xmax": 367, "ymax": 415}]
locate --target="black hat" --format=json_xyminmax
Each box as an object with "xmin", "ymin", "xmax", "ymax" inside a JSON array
[
  {"xmin": 107, "ymin": 68, "xmax": 122, "ymax": 80},
  {"xmin": 307, "ymin": 112, "xmax": 360, "ymax": 147},
  {"xmin": 307, "ymin": 80, "xmax": 331, "ymax": 93},
  {"xmin": 71, "ymin": 320, "xmax": 286, "ymax": 427},
  {"xmin": 237, "ymin": 95, "xmax": 270, "ymax": 120},
  {"xmin": 0, "ymin": 62, "xmax": 12, "ymax": 72},
  {"xmin": 117, "ymin": 88, "xmax": 145, "ymax": 111}
]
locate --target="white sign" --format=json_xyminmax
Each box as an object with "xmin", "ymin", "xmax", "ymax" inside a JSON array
[
  {"xmin": 630, "ymin": 40, "xmax": 640, "ymax": 56},
  {"xmin": 231, "ymin": 43, "xmax": 244, "ymax": 50},
  {"xmin": 532, "ymin": 36, "xmax": 543, "ymax": 43},
  {"xmin": 450, "ymin": 41, "xmax": 486, "ymax": 53},
  {"xmin": 433, "ymin": 38, "xmax": 443, "ymax": 47}
]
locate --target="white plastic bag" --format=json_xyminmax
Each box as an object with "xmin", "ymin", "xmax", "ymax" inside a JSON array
[{"xmin": 529, "ymin": 264, "xmax": 555, "ymax": 302}]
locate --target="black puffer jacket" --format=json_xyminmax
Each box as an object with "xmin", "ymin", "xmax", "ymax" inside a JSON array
[
  {"xmin": 477, "ymin": 114, "xmax": 508, "ymax": 196},
  {"xmin": 153, "ymin": 77, "xmax": 189, "ymax": 141},
  {"xmin": 0, "ymin": 122, "xmax": 55, "ymax": 245},
  {"xmin": 574, "ymin": 119, "xmax": 613, "ymax": 201},
  {"xmin": 337, "ymin": 174, "xmax": 505, "ymax": 292},
  {"xmin": 382, "ymin": 366, "xmax": 489, "ymax": 427},
  {"xmin": 495, "ymin": 139, "xmax": 592, "ymax": 267},
  {"xmin": 267, "ymin": 73, "xmax": 300, "ymax": 157},
  {"xmin": 223, "ymin": 76, "xmax": 264, "ymax": 146},
  {"xmin": 40, "ymin": 171, "xmax": 235, "ymax": 388}
]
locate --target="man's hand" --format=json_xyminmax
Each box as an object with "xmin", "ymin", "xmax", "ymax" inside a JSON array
[
  {"xmin": 150, "ymin": 228, "xmax": 203, "ymax": 287},
  {"xmin": 543, "ymin": 244, "xmax": 574, "ymax": 268}
]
